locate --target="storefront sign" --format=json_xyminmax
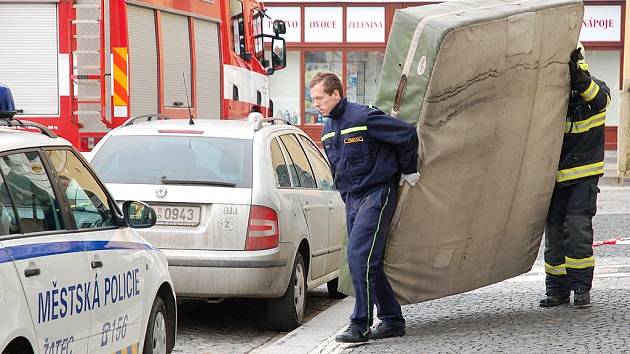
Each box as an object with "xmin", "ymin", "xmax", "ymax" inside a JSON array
[
  {"xmin": 579, "ymin": 5, "xmax": 621, "ymax": 42},
  {"xmin": 346, "ymin": 7, "xmax": 385, "ymax": 42},
  {"xmin": 264, "ymin": 7, "xmax": 301, "ymax": 42},
  {"xmin": 305, "ymin": 7, "xmax": 342, "ymax": 42}
]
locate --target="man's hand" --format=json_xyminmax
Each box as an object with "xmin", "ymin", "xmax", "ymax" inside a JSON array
[
  {"xmin": 399, "ymin": 172, "xmax": 420, "ymax": 187},
  {"xmin": 569, "ymin": 48, "xmax": 590, "ymax": 92},
  {"xmin": 570, "ymin": 47, "xmax": 583, "ymax": 63}
]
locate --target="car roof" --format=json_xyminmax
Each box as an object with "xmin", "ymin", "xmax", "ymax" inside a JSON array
[
  {"xmin": 0, "ymin": 129, "xmax": 71, "ymax": 152},
  {"xmin": 107, "ymin": 118, "xmax": 302, "ymax": 140}
]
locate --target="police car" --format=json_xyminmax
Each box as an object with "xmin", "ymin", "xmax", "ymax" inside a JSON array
[{"xmin": 0, "ymin": 84, "xmax": 176, "ymax": 354}]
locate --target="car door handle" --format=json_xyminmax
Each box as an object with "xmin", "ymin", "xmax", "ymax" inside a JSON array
[
  {"xmin": 303, "ymin": 202, "xmax": 311, "ymax": 211},
  {"xmin": 91, "ymin": 261, "xmax": 103, "ymax": 269},
  {"xmin": 328, "ymin": 201, "xmax": 334, "ymax": 209},
  {"xmin": 24, "ymin": 268, "xmax": 41, "ymax": 277}
]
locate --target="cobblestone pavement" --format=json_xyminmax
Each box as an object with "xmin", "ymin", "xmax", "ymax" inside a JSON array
[
  {"xmin": 172, "ymin": 286, "xmax": 340, "ymax": 354},
  {"xmin": 313, "ymin": 185, "xmax": 630, "ymax": 353}
]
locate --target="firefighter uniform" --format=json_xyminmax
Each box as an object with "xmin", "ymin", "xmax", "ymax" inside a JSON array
[
  {"xmin": 321, "ymin": 97, "xmax": 419, "ymax": 334},
  {"xmin": 543, "ymin": 55, "xmax": 610, "ymax": 304}
]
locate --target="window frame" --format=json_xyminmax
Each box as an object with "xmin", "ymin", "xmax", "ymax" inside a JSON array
[
  {"xmin": 277, "ymin": 133, "xmax": 318, "ymax": 190},
  {"xmin": 230, "ymin": 0, "xmax": 247, "ymax": 59},
  {"xmin": 41, "ymin": 146, "xmax": 122, "ymax": 233},
  {"xmin": 269, "ymin": 136, "xmax": 294, "ymax": 189},
  {"xmin": 0, "ymin": 147, "xmax": 74, "ymax": 239},
  {"xmin": 296, "ymin": 134, "xmax": 335, "ymax": 191},
  {"xmin": 252, "ymin": 7, "xmax": 265, "ymax": 61}
]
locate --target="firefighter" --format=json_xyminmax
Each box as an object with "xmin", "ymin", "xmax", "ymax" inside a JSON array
[
  {"xmin": 311, "ymin": 72, "xmax": 419, "ymax": 342},
  {"xmin": 540, "ymin": 43, "xmax": 610, "ymax": 307}
]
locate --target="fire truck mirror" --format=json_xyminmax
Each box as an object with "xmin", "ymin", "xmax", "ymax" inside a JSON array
[
  {"xmin": 273, "ymin": 20, "xmax": 287, "ymax": 35},
  {"xmin": 271, "ymin": 37, "xmax": 286, "ymax": 72}
]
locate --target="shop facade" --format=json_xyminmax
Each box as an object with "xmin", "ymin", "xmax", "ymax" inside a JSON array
[{"xmin": 264, "ymin": 0, "xmax": 625, "ymax": 149}]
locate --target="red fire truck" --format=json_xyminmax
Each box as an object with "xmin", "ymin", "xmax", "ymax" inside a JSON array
[{"xmin": 0, "ymin": 0, "xmax": 286, "ymax": 150}]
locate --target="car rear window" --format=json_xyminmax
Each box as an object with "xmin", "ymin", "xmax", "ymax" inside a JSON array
[{"xmin": 91, "ymin": 135, "xmax": 253, "ymax": 187}]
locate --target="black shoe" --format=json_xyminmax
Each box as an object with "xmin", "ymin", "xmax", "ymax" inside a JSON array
[
  {"xmin": 335, "ymin": 324, "xmax": 370, "ymax": 343},
  {"xmin": 371, "ymin": 322, "xmax": 406, "ymax": 340},
  {"xmin": 539, "ymin": 295, "xmax": 570, "ymax": 307},
  {"xmin": 574, "ymin": 289, "xmax": 591, "ymax": 306}
]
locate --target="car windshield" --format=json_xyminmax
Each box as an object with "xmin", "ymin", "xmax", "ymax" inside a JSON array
[{"xmin": 91, "ymin": 135, "xmax": 253, "ymax": 187}]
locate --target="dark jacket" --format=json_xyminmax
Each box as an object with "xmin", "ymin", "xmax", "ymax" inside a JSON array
[
  {"xmin": 557, "ymin": 75, "xmax": 610, "ymax": 188},
  {"xmin": 320, "ymin": 98, "xmax": 419, "ymax": 196}
]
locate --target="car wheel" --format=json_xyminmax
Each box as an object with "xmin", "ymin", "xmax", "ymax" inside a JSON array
[
  {"xmin": 267, "ymin": 253, "xmax": 306, "ymax": 331},
  {"xmin": 326, "ymin": 278, "xmax": 347, "ymax": 299},
  {"xmin": 143, "ymin": 296, "xmax": 168, "ymax": 354}
]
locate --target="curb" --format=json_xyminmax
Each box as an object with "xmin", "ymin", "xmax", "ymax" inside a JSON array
[{"xmin": 257, "ymin": 297, "xmax": 353, "ymax": 354}]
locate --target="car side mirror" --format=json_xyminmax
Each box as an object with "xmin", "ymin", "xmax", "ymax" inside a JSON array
[{"xmin": 122, "ymin": 200, "xmax": 156, "ymax": 228}]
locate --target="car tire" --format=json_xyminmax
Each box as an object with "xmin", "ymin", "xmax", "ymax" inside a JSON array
[
  {"xmin": 326, "ymin": 278, "xmax": 347, "ymax": 299},
  {"xmin": 267, "ymin": 253, "xmax": 306, "ymax": 331},
  {"xmin": 143, "ymin": 296, "xmax": 169, "ymax": 354}
]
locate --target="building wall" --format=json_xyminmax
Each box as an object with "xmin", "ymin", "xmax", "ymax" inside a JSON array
[{"xmin": 265, "ymin": 0, "xmax": 625, "ymax": 149}]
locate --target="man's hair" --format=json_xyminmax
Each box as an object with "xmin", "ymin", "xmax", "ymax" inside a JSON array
[{"xmin": 309, "ymin": 72, "xmax": 343, "ymax": 97}]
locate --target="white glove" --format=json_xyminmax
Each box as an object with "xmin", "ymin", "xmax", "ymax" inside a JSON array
[{"xmin": 399, "ymin": 172, "xmax": 420, "ymax": 187}]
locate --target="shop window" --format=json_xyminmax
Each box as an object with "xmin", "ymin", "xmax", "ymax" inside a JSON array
[
  {"xmin": 347, "ymin": 51, "xmax": 385, "ymax": 106},
  {"xmin": 587, "ymin": 49, "xmax": 620, "ymax": 126},
  {"xmin": 270, "ymin": 51, "xmax": 301, "ymax": 124},
  {"xmin": 304, "ymin": 51, "xmax": 342, "ymax": 125}
]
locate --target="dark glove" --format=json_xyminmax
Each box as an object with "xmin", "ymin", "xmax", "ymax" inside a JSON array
[{"xmin": 569, "ymin": 48, "xmax": 590, "ymax": 92}]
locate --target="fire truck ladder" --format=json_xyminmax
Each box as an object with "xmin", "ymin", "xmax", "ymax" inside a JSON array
[{"xmin": 69, "ymin": 0, "xmax": 111, "ymax": 129}]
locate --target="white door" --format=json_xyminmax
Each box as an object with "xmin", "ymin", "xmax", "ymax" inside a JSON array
[
  {"xmin": 43, "ymin": 148, "xmax": 146, "ymax": 353},
  {"xmin": 0, "ymin": 150, "xmax": 90, "ymax": 353},
  {"xmin": 278, "ymin": 134, "xmax": 329, "ymax": 280},
  {"xmin": 298, "ymin": 135, "xmax": 344, "ymax": 275}
]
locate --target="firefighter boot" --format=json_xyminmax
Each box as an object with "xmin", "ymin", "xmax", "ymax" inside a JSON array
[
  {"xmin": 574, "ymin": 289, "xmax": 591, "ymax": 306},
  {"xmin": 539, "ymin": 294, "xmax": 570, "ymax": 307},
  {"xmin": 335, "ymin": 324, "xmax": 371, "ymax": 343}
]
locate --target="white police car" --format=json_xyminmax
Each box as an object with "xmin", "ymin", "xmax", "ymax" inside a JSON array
[{"xmin": 0, "ymin": 84, "xmax": 176, "ymax": 354}]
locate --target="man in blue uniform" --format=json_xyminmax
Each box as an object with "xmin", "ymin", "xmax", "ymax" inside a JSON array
[
  {"xmin": 540, "ymin": 44, "xmax": 610, "ymax": 308},
  {"xmin": 310, "ymin": 73, "xmax": 419, "ymax": 343}
]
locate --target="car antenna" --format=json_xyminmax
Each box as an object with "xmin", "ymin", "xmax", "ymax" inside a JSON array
[{"xmin": 183, "ymin": 72, "xmax": 194, "ymax": 125}]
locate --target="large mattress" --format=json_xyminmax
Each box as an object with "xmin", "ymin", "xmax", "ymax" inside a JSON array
[{"xmin": 340, "ymin": 0, "xmax": 584, "ymax": 304}]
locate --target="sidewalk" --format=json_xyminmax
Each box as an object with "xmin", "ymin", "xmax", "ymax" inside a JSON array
[
  {"xmin": 603, "ymin": 149, "xmax": 630, "ymax": 185},
  {"xmin": 259, "ymin": 298, "xmax": 354, "ymax": 354},
  {"xmin": 261, "ymin": 155, "xmax": 630, "ymax": 354}
]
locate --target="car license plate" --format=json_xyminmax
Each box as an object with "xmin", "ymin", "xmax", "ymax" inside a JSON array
[{"xmin": 152, "ymin": 205, "xmax": 201, "ymax": 227}]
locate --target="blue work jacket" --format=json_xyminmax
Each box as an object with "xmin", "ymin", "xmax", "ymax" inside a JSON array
[{"xmin": 320, "ymin": 98, "xmax": 419, "ymax": 196}]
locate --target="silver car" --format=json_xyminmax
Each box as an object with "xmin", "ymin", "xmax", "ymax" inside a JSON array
[{"xmin": 89, "ymin": 115, "xmax": 346, "ymax": 331}]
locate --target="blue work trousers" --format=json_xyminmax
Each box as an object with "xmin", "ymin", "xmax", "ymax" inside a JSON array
[{"xmin": 345, "ymin": 184, "xmax": 404, "ymax": 333}]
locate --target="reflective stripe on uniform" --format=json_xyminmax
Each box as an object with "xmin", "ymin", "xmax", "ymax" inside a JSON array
[
  {"xmin": 556, "ymin": 161, "xmax": 604, "ymax": 183},
  {"xmin": 578, "ymin": 61, "xmax": 589, "ymax": 72},
  {"xmin": 365, "ymin": 187, "xmax": 390, "ymax": 333},
  {"xmin": 321, "ymin": 132, "xmax": 336, "ymax": 142},
  {"xmin": 564, "ymin": 111, "xmax": 606, "ymax": 134},
  {"xmin": 340, "ymin": 125, "xmax": 367, "ymax": 135},
  {"xmin": 545, "ymin": 262, "xmax": 567, "ymax": 276},
  {"xmin": 565, "ymin": 256, "xmax": 595, "ymax": 269},
  {"xmin": 580, "ymin": 80, "xmax": 600, "ymax": 102}
]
